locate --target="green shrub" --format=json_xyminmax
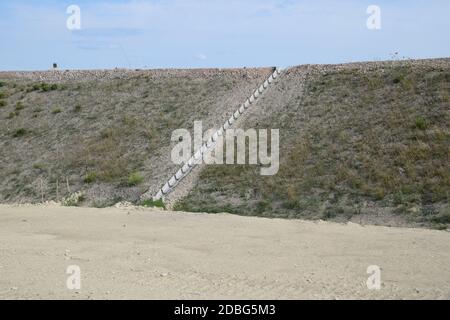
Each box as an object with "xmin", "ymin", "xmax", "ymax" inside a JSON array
[
  {"xmin": 84, "ymin": 172, "xmax": 97, "ymax": 184},
  {"xmin": 35, "ymin": 83, "xmax": 58, "ymax": 92},
  {"xmin": 393, "ymin": 192, "xmax": 405, "ymax": 206},
  {"xmin": 323, "ymin": 206, "xmax": 345, "ymax": 219},
  {"xmin": 431, "ymin": 224, "xmax": 448, "ymax": 231},
  {"xmin": 142, "ymin": 199, "xmax": 165, "ymax": 209},
  {"xmin": 74, "ymin": 105, "xmax": 82, "ymax": 112},
  {"xmin": 414, "ymin": 116, "xmax": 428, "ymax": 130},
  {"xmin": 0, "ymin": 92, "xmax": 7, "ymax": 99},
  {"xmin": 431, "ymin": 210, "xmax": 450, "ymax": 224},
  {"xmin": 13, "ymin": 128, "xmax": 27, "ymax": 137},
  {"xmin": 0, "ymin": 100, "xmax": 6, "ymax": 107},
  {"xmin": 15, "ymin": 102, "xmax": 24, "ymax": 110},
  {"xmin": 0, "ymin": 81, "xmax": 4, "ymax": 87},
  {"xmin": 7, "ymin": 112, "xmax": 16, "ymax": 119},
  {"xmin": 255, "ymin": 200, "xmax": 271, "ymax": 214},
  {"xmin": 127, "ymin": 172, "xmax": 144, "ymax": 186},
  {"xmin": 392, "ymin": 74, "xmax": 405, "ymax": 84},
  {"xmin": 32, "ymin": 163, "xmax": 46, "ymax": 170},
  {"xmin": 41, "ymin": 83, "xmax": 50, "ymax": 91},
  {"xmin": 52, "ymin": 107, "xmax": 62, "ymax": 114}
]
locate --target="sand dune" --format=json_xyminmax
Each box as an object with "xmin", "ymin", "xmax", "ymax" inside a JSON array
[{"xmin": 0, "ymin": 204, "xmax": 449, "ymax": 300}]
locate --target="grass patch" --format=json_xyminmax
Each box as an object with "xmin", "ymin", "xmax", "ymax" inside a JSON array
[
  {"xmin": 15, "ymin": 102, "xmax": 24, "ymax": 111},
  {"xmin": 84, "ymin": 172, "xmax": 97, "ymax": 184},
  {"xmin": 41, "ymin": 83, "xmax": 58, "ymax": 92},
  {"xmin": 32, "ymin": 163, "xmax": 46, "ymax": 171},
  {"xmin": 431, "ymin": 212, "xmax": 450, "ymax": 224},
  {"xmin": 13, "ymin": 128, "xmax": 27, "ymax": 137},
  {"xmin": 142, "ymin": 198, "xmax": 165, "ymax": 209},
  {"xmin": 127, "ymin": 172, "xmax": 144, "ymax": 186},
  {"xmin": 31, "ymin": 83, "xmax": 59, "ymax": 92},
  {"xmin": 431, "ymin": 224, "xmax": 448, "ymax": 231},
  {"xmin": 7, "ymin": 112, "xmax": 18, "ymax": 119},
  {"xmin": 414, "ymin": 116, "xmax": 429, "ymax": 130}
]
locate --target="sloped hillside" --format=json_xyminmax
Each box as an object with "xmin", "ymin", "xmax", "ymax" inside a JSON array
[
  {"xmin": 1, "ymin": 59, "xmax": 449, "ymax": 229},
  {"xmin": 174, "ymin": 59, "xmax": 450, "ymax": 229},
  {"xmin": 0, "ymin": 68, "xmax": 272, "ymax": 206}
]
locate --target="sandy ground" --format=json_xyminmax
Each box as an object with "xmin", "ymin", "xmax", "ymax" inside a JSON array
[{"xmin": 0, "ymin": 204, "xmax": 449, "ymax": 300}]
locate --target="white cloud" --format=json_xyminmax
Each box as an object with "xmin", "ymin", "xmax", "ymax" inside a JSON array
[{"xmin": 194, "ymin": 53, "xmax": 207, "ymax": 60}]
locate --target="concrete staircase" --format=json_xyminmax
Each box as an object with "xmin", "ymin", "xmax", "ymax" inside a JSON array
[{"xmin": 147, "ymin": 67, "xmax": 284, "ymax": 201}]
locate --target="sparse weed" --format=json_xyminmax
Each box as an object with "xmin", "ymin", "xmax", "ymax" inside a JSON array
[
  {"xmin": 431, "ymin": 215, "xmax": 450, "ymax": 226},
  {"xmin": 84, "ymin": 172, "xmax": 97, "ymax": 184},
  {"xmin": 414, "ymin": 116, "xmax": 428, "ymax": 130},
  {"xmin": 142, "ymin": 199, "xmax": 165, "ymax": 209},
  {"xmin": 32, "ymin": 83, "xmax": 58, "ymax": 92},
  {"xmin": 15, "ymin": 102, "xmax": 24, "ymax": 111},
  {"xmin": 41, "ymin": 83, "xmax": 58, "ymax": 92},
  {"xmin": 127, "ymin": 173, "xmax": 144, "ymax": 186},
  {"xmin": 52, "ymin": 107, "xmax": 62, "ymax": 114},
  {"xmin": 7, "ymin": 112, "xmax": 17, "ymax": 119},
  {"xmin": 32, "ymin": 163, "xmax": 46, "ymax": 171},
  {"xmin": 62, "ymin": 192, "xmax": 85, "ymax": 207},
  {"xmin": 13, "ymin": 128, "xmax": 27, "ymax": 137}
]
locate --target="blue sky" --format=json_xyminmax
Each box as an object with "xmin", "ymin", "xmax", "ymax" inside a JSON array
[{"xmin": 0, "ymin": 0, "xmax": 449, "ymax": 70}]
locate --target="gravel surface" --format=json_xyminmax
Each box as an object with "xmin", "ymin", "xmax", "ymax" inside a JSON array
[{"xmin": 0, "ymin": 204, "xmax": 449, "ymax": 300}]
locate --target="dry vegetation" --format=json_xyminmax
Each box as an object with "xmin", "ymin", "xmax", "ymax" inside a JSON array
[
  {"xmin": 174, "ymin": 59, "xmax": 450, "ymax": 229},
  {"xmin": 0, "ymin": 68, "xmax": 272, "ymax": 207},
  {"xmin": 1, "ymin": 59, "xmax": 449, "ymax": 229}
]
